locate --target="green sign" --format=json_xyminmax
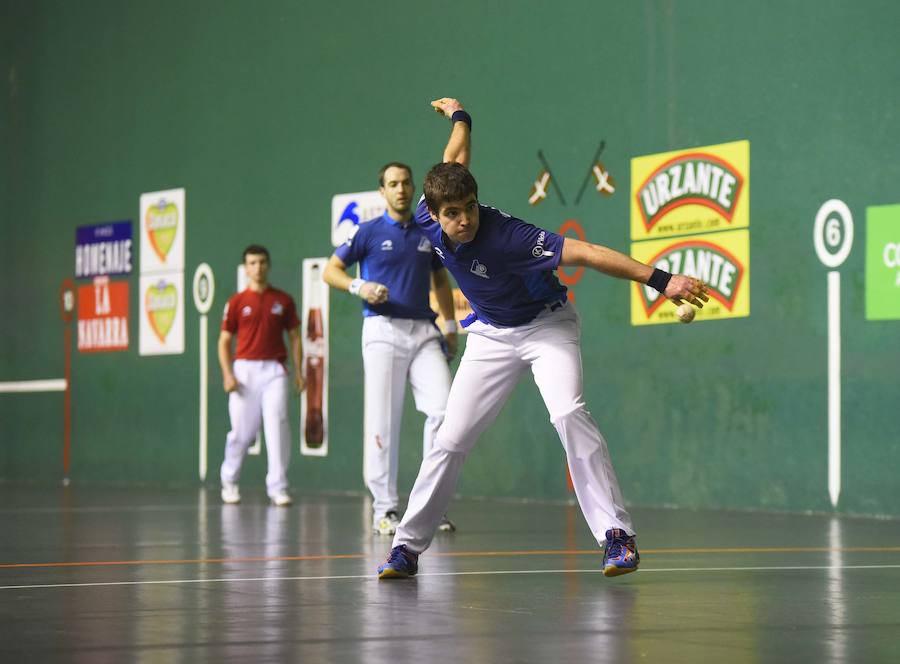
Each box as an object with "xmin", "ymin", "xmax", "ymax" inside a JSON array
[{"xmin": 866, "ymin": 204, "xmax": 900, "ymax": 320}]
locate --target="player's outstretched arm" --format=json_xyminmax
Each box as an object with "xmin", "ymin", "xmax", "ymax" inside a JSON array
[
  {"xmin": 322, "ymin": 254, "xmax": 389, "ymax": 305},
  {"xmin": 560, "ymin": 237, "xmax": 709, "ymax": 307},
  {"xmin": 431, "ymin": 97, "xmax": 471, "ymax": 168}
]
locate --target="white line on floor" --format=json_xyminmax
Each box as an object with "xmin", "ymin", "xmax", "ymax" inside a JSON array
[{"xmin": 2, "ymin": 564, "xmax": 900, "ymax": 591}]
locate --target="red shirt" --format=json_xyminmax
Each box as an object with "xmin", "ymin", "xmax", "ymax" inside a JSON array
[{"xmin": 222, "ymin": 287, "xmax": 300, "ymax": 362}]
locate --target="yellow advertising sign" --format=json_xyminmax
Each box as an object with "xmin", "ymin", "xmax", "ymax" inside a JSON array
[
  {"xmin": 630, "ymin": 230, "xmax": 750, "ymax": 325},
  {"xmin": 631, "ymin": 140, "xmax": 750, "ymax": 240}
]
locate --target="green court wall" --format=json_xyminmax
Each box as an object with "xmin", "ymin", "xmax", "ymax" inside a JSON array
[{"xmin": 2, "ymin": 0, "xmax": 898, "ymax": 517}]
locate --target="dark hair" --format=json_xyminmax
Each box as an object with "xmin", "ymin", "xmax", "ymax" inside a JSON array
[
  {"xmin": 242, "ymin": 244, "xmax": 270, "ymax": 262},
  {"xmin": 423, "ymin": 162, "xmax": 478, "ymax": 213},
  {"xmin": 378, "ymin": 162, "xmax": 413, "ymax": 187}
]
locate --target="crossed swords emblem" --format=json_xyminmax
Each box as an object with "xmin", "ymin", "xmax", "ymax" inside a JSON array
[{"xmin": 529, "ymin": 140, "xmax": 615, "ymax": 206}]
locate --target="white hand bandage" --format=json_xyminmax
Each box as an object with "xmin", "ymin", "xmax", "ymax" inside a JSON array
[{"xmin": 349, "ymin": 278, "xmax": 366, "ymax": 297}]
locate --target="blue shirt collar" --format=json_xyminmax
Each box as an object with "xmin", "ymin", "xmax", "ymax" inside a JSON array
[{"xmin": 382, "ymin": 211, "xmax": 412, "ymax": 228}]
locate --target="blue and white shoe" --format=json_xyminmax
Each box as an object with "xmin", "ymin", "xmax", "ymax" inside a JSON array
[
  {"xmin": 602, "ymin": 528, "xmax": 640, "ymax": 577},
  {"xmin": 377, "ymin": 544, "xmax": 419, "ymax": 579}
]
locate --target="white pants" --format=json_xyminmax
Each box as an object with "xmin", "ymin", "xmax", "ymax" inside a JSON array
[
  {"xmin": 394, "ymin": 302, "xmax": 634, "ymax": 553},
  {"xmin": 220, "ymin": 359, "xmax": 291, "ymax": 496},
  {"xmin": 362, "ymin": 316, "xmax": 452, "ymax": 517}
]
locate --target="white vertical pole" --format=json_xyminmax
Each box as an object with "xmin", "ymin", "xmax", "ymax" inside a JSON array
[
  {"xmin": 827, "ymin": 271, "xmax": 841, "ymax": 508},
  {"xmin": 193, "ymin": 263, "xmax": 215, "ymax": 482},
  {"xmin": 199, "ymin": 314, "xmax": 208, "ymax": 481},
  {"xmin": 814, "ymin": 200, "xmax": 852, "ymax": 509}
]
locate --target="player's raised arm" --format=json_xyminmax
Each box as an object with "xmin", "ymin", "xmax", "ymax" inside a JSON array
[
  {"xmin": 431, "ymin": 97, "xmax": 471, "ymax": 168},
  {"xmin": 560, "ymin": 237, "xmax": 709, "ymax": 308}
]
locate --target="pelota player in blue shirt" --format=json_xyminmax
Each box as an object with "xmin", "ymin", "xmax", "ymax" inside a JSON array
[
  {"xmin": 324, "ymin": 162, "xmax": 460, "ymax": 536},
  {"xmin": 378, "ymin": 97, "xmax": 709, "ymax": 579}
]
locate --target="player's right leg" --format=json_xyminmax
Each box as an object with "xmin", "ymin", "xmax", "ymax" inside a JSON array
[
  {"xmin": 523, "ymin": 304, "xmax": 638, "ymax": 575},
  {"xmin": 384, "ymin": 330, "xmax": 526, "ymax": 570},
  {"xmin": 220, "ymin": 360, "xmax": 263, "ymax": 503},
  {"xmin": 362, "ymin": 317, "xmax": 411, "ymax": 534}
]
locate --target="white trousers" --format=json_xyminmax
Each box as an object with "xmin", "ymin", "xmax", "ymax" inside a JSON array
[
  {"xmin": 362, "ymin": 316, "xmax": 452, "ymax": 517},
  {"xmin": 220, "ymin": 359, "xmax": 291, "ymax": 496},
  {"xmin": 394, "ymin": 302, "xmax": 634, "ymax": 553}
]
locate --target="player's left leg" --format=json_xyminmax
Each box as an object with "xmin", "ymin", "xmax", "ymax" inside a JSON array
[
  {"xmin": 260, "ymin": 360, "xmax": 291, "ymax": 504},
  {"xmin": 523, "ymin": 304, "xmax": 635, "ymax": 543}
]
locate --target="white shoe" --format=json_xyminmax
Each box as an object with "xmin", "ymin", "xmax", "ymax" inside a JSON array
[
  {"xmin": 221, "ymin": 482, "xmax": 241, "ymax": 504},
  {"xmin": 438, "ymin": 515, "xmax": 457, "ymax": 532},
  {"xmin": 270, "ymin": 490, "xmax": 293, "ymax": 507},
  {"xmin": 373, "ymin": 510, "xmax": 401, "ymax": 535}
]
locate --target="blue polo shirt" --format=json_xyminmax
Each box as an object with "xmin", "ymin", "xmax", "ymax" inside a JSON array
[
  {"xmin": 334, "ymin": 212, "xmax": 443, "ymax": 319},
  {"xmin": 414, "ymin": 197, "xmax": 567, "ymax": 327}
]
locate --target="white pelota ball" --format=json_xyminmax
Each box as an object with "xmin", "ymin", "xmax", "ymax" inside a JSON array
[{"xmin": 676, "ymin": 303, "xmax": 696, "ymax": 323}]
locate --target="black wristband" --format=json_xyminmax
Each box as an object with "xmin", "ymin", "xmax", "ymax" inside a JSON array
[
  {"xmin": 450, "ymin": 110, "xmax": 472, "ymax": 130},
  {"xmin": 647, "ymin": 268, "xmax": 672, "ymax": 294}
]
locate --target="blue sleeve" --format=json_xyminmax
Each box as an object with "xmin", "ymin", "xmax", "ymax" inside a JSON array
[
  {"xmin": 334, "ymin": 224, "xmax": 366, "ymax": 267},
  {"xmin": 431, "ymin": 250, "xmax": 443, "ymax": 271},
  {"xmin": 414, "ymin": 196, "xmax": 431, "ymax": 228},
  {"xmin": 502, "ymin": 217, "xmax": 565, "ymax": 272}
]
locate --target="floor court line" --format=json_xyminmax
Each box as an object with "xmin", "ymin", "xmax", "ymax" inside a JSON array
[
  {"xmin": 2, "ymin": 564, "xmax": 900, "ymax": 591},
  {"xmin": 2, "ymin": 545, "xmax": 899, "ymax": 570}
]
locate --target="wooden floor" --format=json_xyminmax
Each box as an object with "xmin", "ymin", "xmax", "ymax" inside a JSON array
[{"xmin": 2, "ymin": 484, "xmax": 899, "ymax": 663}]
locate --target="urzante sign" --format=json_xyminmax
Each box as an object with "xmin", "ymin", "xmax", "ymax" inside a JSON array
[{"xmin": 631, "ymin": 140, "xmax": 749, "ymax": 241}]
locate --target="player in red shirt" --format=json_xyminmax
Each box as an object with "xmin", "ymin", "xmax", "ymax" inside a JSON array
[{"xmin": 218, "ymin": 245, "xmax": 304, "ymax": 506}]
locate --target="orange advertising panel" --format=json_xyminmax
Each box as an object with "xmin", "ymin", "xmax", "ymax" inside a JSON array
[{"xmin": 77, "ymin": 276, "xmax": 129, "ymax": 351}]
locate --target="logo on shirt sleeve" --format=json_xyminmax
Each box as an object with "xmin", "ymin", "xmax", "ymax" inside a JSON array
[
  {"xmin": 434, "ymin": 247, "xmax": 445, "ymax": 259},
  {"xmin": 532, "ymin": 231, "xmax": 555, "ymax": 258},
  {"xmin": 470, "ymin": 259, "xmax": 490, "ymax": 279}
]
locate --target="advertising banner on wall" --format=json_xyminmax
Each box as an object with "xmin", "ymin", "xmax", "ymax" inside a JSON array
[
  {"xmin": 630, "ymin": 229, "xmax": 750, "ymax": 325},
  {"xmin": 139, "ymin": 272, "xmax": 185, "ymax": 355},
  {"xmin": 77, "ymin": 277, "xmax": 129, "ymax": 352},
  {"xmin": 631, "ymin": 140, "xmax": 750, "ymax": 241},
  {"xmin": 300, "ymin": 258, "xmax": 329, "ymax": 456},
  {"xmin": 331, "ymin": 190, "xmax": 386, "ymax": 247},
  {"xmin": 75, "ymin": 221, "xmax": 133, "ymax": 279},
  {"xmin": 140, "ymin": 188, "xmax": 185, "ymax": 273},
  {"xmin": 139, "ymin": 187, "xmax": 185, "ymax": 355},
  {"xmin": 865, "ymin": 204, "xmax": 900, "ymax": 320}
]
